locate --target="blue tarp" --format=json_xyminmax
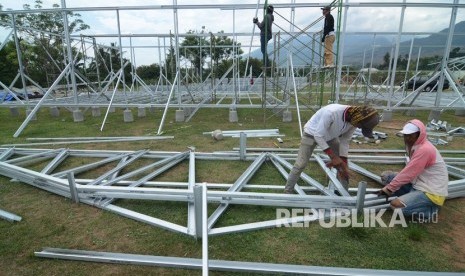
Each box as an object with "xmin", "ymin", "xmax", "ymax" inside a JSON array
[{"xmin": 0, "ymin": 91, "xmax": 15, "ymax": 102}]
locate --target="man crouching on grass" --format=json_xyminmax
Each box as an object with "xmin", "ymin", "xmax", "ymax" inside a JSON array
[{"xmin": 378, "ymin": 119, "xmax": 448, "ymax": 222}]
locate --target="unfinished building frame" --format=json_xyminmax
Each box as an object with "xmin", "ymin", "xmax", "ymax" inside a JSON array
[{"xmin": 1, "ymin": 1, "xmax": 465, "ymax": 137}]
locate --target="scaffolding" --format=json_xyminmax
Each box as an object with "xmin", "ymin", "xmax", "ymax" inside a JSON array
[{"xmin": 1, "ymin": 1, "xmax": 465, "ymax": 137}]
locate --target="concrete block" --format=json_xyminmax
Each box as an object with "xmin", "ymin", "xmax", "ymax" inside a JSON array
[
  {"xmin": 282, "ymin": 110, "xmax": 292, "ymax": 122},
  {"xmin": 123, "ymin": 109, "xmax": 134, "ymax": 122},
  {"xmin": 382, "ymin": 109, "xmax": 393, "ymax": 122},
  {"xmin": 229, "ymin": 109, "xmax": 238, "ymax": 123},
  {"xmin": 138, "ymin": 106, "xmax": 146, "ymax": 117},
  {"xmin": 175, "ymin": 109, "xmax": 185, "ymax": 122},
  {"xmin": 50, "ymin": 106, "xmax": 60, "ymax": 117},
  {"xmin": 91, "ymin": 106, "xmax": 101, "ymax": 117},
  {"xmin": 73, "ymin": 109, "xmax": 84, "ymax": 122},
  {"xmin": 9, "ymin": 107, "xmax": 19, "ymax": 117},
  {"xmin": 428, "ymin": 109, "xmax": 441, "ymax": 121}
]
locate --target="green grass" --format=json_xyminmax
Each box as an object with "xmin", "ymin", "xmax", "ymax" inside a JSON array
[{"xmin": 1, "ymin": 105, "xmax": 465, "ymax": 274}]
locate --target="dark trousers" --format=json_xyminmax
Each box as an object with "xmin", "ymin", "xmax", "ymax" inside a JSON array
[{"xmin": 260, "ymin": 35, "xmax": 272, "ymax": 67}]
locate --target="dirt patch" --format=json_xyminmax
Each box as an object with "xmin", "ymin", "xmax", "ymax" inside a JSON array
[{"xmin": 378, "ymin": 120, "xmax": 406, "ymax": 131}]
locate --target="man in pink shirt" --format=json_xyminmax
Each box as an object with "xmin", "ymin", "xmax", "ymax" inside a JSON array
[{"xmin": 379, "ymin": 119, "xmax": 448, "ymax": 222}]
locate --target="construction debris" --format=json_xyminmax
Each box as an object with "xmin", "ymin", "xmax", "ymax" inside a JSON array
[
  {"xmin": 351, "ymin": 128, "xmax": 386, "ymax": 145},
  {"xmin": 448, "ymin": 127, "xmax": 465, "ymax": 136},
  {"xmin": 204, "ymin": 129, "xmax": 284, "ymax": 138},
  {"xmin": 0, "ymin": 209, "xmax": 22, "ymax": 222},
  {"xmin": 211, "ymin": 129, "xmax": 224, "ymax": 140},
  {"xmin": 352, "ymin": 128, "xmax": 388, "ymax": 140},
  {"xmin": 424, "ymin": 120, "xmax": 465, "ymax": 144},
  {"xmin": 427, "ymin": 119, "xmax": 450, "ymax": 132}
]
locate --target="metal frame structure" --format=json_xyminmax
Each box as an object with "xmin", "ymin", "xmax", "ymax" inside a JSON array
[
  {"xmin": 1, "ymin": 146, "xmax": 464, "ymax": 237},
  {"xmin": 34, "ymin": 247, "xmax": 465, "ymax": 275},
  {"xmin": 1, "ymin": 145, "xmax": 464, "ymax": 274},
  {"xmin": 1, "ymin": 1, "xmax": 465, "ymax": 137}
]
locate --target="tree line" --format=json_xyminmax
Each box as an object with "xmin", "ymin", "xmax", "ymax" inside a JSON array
[
  {"xmin": 0, "ymin": 0, "xmax": 263, "ymax": 90},
  {"xmin": 376, "ymin": 47, "xmax": 465, "ymax": 71}
]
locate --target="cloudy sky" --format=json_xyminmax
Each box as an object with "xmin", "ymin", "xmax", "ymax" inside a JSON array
[{"xmin": 1, "ymin": 0, "xmax": 465, "ymax": 65}]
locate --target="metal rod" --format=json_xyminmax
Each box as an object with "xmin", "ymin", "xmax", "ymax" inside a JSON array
[
  {"xmin": 202, "ymin": 183, "xmax": 208, "ymax": 275},
  {"xmin": 34, "ymin": 247, "xmax": 462, "ymax": 275}
]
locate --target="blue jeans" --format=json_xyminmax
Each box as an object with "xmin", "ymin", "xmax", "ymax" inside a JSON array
[{"xmin": 382, "ymin": 172, "xmax": 439, "ymax": 222}]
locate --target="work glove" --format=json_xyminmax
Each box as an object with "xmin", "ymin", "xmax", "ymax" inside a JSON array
[{"xmin": 253, "ymin": 17, "xmax": 258, "ymax": 24}]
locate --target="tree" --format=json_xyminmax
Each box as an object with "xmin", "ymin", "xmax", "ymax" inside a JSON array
[
  {"xmin": 175, "ymin": 29, "xmax": 243, "ymax": 81},
  {"xmin": 211, "ymin": 31, "xmax": 243, "ymax": 69},
  {"xmin": 378, "ymin": 52, "xmax": 391, "ymax": 70},
  {"xmin": 180, "ymin": 29, "xmax": 209, "ymax": 78},
  {"xmin": 136, "ymin": 64, "xmax": 161, "ymax": 83},
  {"xmin": 0, "ymin": 41, "xmax": 20, "ymax": 85},
  {"xmin": 0, "ymin": 0, "xmax": 90, "ymax": 87},
  {"xmin": 417, "ymin": 55, "xmax": 440, "ymax": 71},
  {"xmin": 449, "ymin": 47, "xmax": 464, "ymax": 59},
  {"xmin": 87, "ymin": 43, "xmax": 132, "ymax": 85},
  {"xmin": 239, "ymin": 57, "xmax": 262, "ymax": 78},
  {"xmin": 162, "ymin": 45, "xmax": 177, "ymax": 82}
]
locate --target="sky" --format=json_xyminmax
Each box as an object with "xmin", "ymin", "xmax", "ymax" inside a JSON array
[{"xmin": 1, "ymin": 0, "xmax": 465, "ymax": 66}]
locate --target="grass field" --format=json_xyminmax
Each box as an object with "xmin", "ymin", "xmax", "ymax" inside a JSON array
[{"xmin": 1, "ymin": 105, "xmax": 465, "ymax": 275}]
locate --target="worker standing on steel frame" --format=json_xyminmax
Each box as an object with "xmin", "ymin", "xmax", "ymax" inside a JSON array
[
  {"xmin": 321, "ymin": 5, "xmax": 335, "ymax": 68},
  {"xmin": 253, "ymin": 3, "xmax": 274, "ymax": 67}
]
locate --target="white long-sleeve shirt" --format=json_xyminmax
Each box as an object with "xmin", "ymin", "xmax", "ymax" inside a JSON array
[{"xmin": 303, "ymin": 104, "xmax": 355, "ymax": 157}]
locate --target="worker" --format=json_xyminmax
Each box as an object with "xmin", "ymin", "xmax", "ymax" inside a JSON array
[
  {"xmin": 253, "ymin": 4, "xmax": 274, "ymax": 67},
  {"xmin": 284, "ymin": 104, "xmax": 379, "ymax": 194},
  {"xmin": 378, "ymin": 119, "xmax": 448, "ymax": 222}
]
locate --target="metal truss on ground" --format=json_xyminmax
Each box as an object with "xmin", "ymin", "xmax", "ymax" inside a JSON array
[
  {"xmin": 1, "ymin": 146, "xmax": 464, "ymax": 274},
  {"xmin": 1, "ymin": 146, "xmax": 465, "ymax": 236}
]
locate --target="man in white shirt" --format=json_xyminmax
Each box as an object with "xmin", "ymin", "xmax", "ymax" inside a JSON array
[{"xmin": 284, "ymin": 104, "xmax": 379, "ymax": 194}]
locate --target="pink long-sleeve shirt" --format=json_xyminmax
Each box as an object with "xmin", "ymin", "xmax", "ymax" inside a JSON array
[{"xmin": 385, "ymin": 119, "xmax": 448, "ymax": 196}]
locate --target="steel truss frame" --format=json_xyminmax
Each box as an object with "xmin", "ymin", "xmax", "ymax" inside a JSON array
[
  {"xmin": 1, "ymin": 146, "xmax": 464, "ymax": 237},
  {"xmin": 2, "ymin": 146, "xmax": 465, "ymax": 274},
  {"xmin": 2, "ymin": 1, "xmax": 465, "ymax": 138}
]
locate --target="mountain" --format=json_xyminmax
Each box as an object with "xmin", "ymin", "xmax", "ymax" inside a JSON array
[
  {"xmin": 398, "ymin": 20, "xmax": 465, "ymax": 57},
  {"xmin": 246, "ymin": 21, "xmax": 465, "ymax": 68}
]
